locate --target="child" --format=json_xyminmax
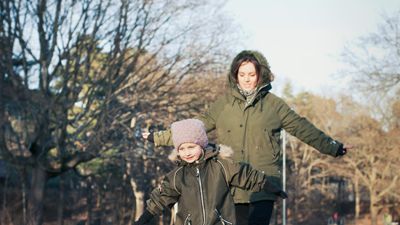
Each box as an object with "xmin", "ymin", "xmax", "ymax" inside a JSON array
[{"xmin": 134, "ymin": 119, "xmax": 287, "ymax": 225}]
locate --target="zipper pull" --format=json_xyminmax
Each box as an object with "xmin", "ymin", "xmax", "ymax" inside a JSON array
[
  {"xmin": 196, "ymin": 168, "xmax": 200, "ymax": 177},
  {"xmin": 215, "ymin": 209, "xmax": 233, "ymax": 225},
  {"xmin": 184, "ymin": 214, "xmax": 192, "ymax": 225}
]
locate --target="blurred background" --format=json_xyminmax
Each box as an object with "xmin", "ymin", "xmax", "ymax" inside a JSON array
[{"xmin": 0, "ymin": 0, "xmax": 399, "ymax": 224}]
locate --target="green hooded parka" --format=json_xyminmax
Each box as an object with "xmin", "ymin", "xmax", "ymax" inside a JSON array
[{"xmin": 154, "ymin": 50, "xmax": 343, "ymax": 203}]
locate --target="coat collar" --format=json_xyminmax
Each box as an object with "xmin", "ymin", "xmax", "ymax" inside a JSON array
[{"xmin": 230, "ymin": 83, "xmax": 271, "ymax": 108}]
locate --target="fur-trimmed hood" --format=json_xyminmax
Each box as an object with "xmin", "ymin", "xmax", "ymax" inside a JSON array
[
  {"xmin": 168, "ymin": 144, "xmax": 234, "ymax": 163},
  {"xmin": 228, "ymin": 50, "xmax": 273, "ymax": 91}
]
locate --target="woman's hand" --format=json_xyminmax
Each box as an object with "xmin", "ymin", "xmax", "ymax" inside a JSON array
[
  {"xmin": 142, "ymin": 132, "xmax": 150, "ymax": 140},
  {"xmin": 336, "ymin": 144, "xmax": 354, "ymax": 156},
  {"xmin": 343, "ymin": 144, "xmax": 353, "ymax": 151},
  {"xmin": 142, "ymin": 132, "xmax": 154, "ymax": 142}
]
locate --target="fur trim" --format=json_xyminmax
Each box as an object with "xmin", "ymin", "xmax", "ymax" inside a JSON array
[
  {"xmin": 167, "ymin": 144, "xmax": 235, "ymax": 163},
  {"xmin": 228, "ymin": 50, "xmax": 273, "ymax": 89},
  {"xmin": 217, "ymin": 144, "xmax": 234, "ymax": 160},
  {"xmin": 168, "ymin": 149, "xmax": 179, "ymax": 162}
]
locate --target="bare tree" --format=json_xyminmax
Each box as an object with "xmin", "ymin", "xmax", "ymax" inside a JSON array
[
  {"xmin": 280, "ymin": 89, "xmax": 399, "ymax": 225},
  {"xmin": 339, "ymin": 10, "xmax": 400, "ymax": 224},
  {"xmin": 341, "ymin": 10, "xmax": 400, "ymax": 93},
  {"xmin": 340, "ymin": 10, "xmax": 400, "ymax": 129},
  {"xmin": 343, "ymin": 115, "xmax": 398, "ymax": 225},
  {"xmin": 329, "ymin": 96, "xmax": 400, "ymax": 225},
  {"xmin": 0, "ymin": 0, "xmax": 236, "ymax": 224},
  {"xmin": 281, "ymin": 90, "xmax": 347, "ymax": 224}
]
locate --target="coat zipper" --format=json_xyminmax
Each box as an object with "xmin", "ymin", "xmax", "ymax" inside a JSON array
[
  {"xmin": 241, "ymin": 109, "xmax": 250, "ymax": 161},
  {"xmin": 196, "ymin": 168, "xmax": 206, "ymax": 225},
  {"xmin": 240, "ymin": 84, "xmax": 269, "ymax": 161},
  {"xmin": 214, "ymin": 209, "xmax": 233, "ymax": 225}
]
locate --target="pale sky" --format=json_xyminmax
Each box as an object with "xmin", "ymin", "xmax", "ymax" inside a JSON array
[{"xmin": 223, "ymin": 0, "xmax": 400, "ymax": 96}]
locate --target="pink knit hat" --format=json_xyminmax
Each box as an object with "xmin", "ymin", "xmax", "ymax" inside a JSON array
[{"xmin": 171, "ymin": 119, "xmax": 208, "ymax": 150}]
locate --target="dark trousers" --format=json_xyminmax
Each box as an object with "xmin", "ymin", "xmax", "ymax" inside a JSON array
[{"xmin": 235, "ymin": 200, "xmax": 275, "ymax": 225}]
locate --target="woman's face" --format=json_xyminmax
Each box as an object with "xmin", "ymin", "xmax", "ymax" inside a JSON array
[
  {"xmin": 237, "ymin": 61, "xmax": 258, "ymax": 91},
  {"xmin": 178, "ymin": 143, "xmax": 203, "ymax": 163}
]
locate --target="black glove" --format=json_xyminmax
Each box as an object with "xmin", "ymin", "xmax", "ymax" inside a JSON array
[
  {"xmin": 134, "ymin": 210, "xmax": 154, "ymax": 225},
  {"xmin": 275, "ymin": 190, "xmax": 288, "ymax": 199},
  {"xmin": 335, "ymin": 144, "xmax": 347, "ymax": 157},
  {"xmin": 263, "ymin": 181, "xmax": 288, "ymax": 199},
  {"xmin": 147, "ymin": 132, "xmax": 154, "ymax": 143}
]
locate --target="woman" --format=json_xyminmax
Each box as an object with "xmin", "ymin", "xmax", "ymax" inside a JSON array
[{"xmin": 144, "ymin": 50, "xmax": 351, "ymax": 225}]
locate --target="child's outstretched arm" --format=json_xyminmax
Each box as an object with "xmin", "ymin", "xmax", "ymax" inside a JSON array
[
  {"xmin": 133, "ymin": 175, "xmax": 180, "ymax": 224},
  {"xmin": 221, "ymin": 159, "xmax": 287, "ymax": 199}
]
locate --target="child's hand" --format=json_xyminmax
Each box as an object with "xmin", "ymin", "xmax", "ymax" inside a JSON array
[
  {"xmin": 134, "ymin": 221, "xmax": 149, "ymax": 225},
  {"xmin": 142, "ymin": 132, "xmax": 150, "ymax": 139},
  {"xmin": 133, "ymin": 210, "xmax": 154, "ymax": 225}
]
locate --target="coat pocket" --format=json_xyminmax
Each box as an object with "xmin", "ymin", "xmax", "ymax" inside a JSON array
[{"xmin": 264, "ymin": 128, "xmax": 281, "ymax": 158}]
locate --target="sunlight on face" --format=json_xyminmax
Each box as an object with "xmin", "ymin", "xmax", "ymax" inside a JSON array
[
  {"xmin": 178, "ymin": 143, "xmax": 203, "ymax": 163},
  {"xmin": 237, "ymin": 61, "xmax": 258, "ymax": 91}
]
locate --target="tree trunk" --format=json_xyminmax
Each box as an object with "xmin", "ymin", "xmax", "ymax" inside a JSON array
[
  {"xmin": 126, "ymin": 161, "xmax": 145, "ymax": 222},
  {"xmin": 131, "ymin": 179, "xmax": 145, "ymax": 221},
  {"xmin": 27, "ymin": 166, "xmax": 48, "ymax": 225},
  {"xmin": 293, "ymin": 179, "xmax": 300, "ymax": 225},
  {"xmin": 1, "ymin": 170, "xmax": 9, "ymax": 225},
  {"xmin": 170, "ymin": 204, "xmax": 177, "ymax": 225},
  {"xmin": 22, "ymin": 168, "xmax": 28, "ymax": 225},
  {"xmin": 370, "ymin": 193, "xmax": 378, "ymax": 225},
  {"xmin": 87, "ymin": 177, "xmax": 95, "ymax": 225},
  {"xmin": 354, "ymin": 178, "xmax": 360, "ymax": 220},
  {"xmin": 57, "ymin": 176, "xmax": 64, "ymax": 225}
]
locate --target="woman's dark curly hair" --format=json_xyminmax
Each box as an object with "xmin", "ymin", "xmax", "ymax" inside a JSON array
[{"xmin": 230, "ymin": 51, "xmax": 274, "ymax": 85}]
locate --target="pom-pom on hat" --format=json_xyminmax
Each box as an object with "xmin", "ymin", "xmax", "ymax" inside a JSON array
[{"xmin": 171, "ymin": 119, "xmax": 208, "ymax": 150}]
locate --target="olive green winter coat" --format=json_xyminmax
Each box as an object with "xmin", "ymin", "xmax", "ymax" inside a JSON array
[
  {"xmin": 154, "ymin": 50, "xmax": 343, "ymax": 203},
  {"xmin": 145, "ymin": 145, "xmax": 274, "ymax": 225}
]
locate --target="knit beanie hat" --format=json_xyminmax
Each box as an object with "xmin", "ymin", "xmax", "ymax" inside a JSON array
[{"xmin": 171, "ymin": 119, "xmax": 208, "ymax": 150}]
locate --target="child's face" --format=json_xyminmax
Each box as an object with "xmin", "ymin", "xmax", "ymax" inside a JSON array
[{"xmin": 178, "ymin": 143, "xmax": 203, "ymax": 163}]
